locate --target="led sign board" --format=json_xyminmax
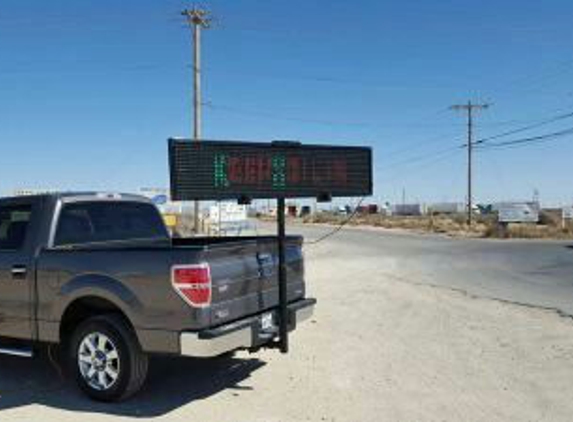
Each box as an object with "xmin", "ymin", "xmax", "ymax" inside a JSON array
[{"xmin": 169, "ymin": 139, "xmax": 373, "ymax": 201}]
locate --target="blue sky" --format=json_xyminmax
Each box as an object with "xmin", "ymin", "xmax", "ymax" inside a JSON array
[{"xmin": 1, "ymin": 0, "xmax": 572, "ymax": 205}]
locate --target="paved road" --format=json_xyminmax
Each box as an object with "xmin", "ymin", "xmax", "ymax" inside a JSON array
[{"xmin": 281, "ymin": 223, "xmax": 573, "ymax": 315}]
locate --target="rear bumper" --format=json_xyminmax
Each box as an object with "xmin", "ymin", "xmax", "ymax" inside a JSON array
[{"xmin": 180, "ymin": 298, "xmax": 316, "ymax": 357}]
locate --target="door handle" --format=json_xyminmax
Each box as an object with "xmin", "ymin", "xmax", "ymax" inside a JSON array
[{"xmin": 11, "ymin": 266, "xmax": 27, "ymax": 279}]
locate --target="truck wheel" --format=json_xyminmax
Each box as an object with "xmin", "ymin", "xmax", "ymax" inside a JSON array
[{"xmin": 68, "ymin": 314, "xmax": 148, "ymax": 402}]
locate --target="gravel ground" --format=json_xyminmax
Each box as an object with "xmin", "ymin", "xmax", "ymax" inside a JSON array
[{"xmin": 0, "ymin": 230, "xmax": 572, "ymax": 421}]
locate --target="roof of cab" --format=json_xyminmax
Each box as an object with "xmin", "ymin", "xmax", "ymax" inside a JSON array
[{"xmin": 2, "ymin": 192, "xmax": 153, "ymax": 203}]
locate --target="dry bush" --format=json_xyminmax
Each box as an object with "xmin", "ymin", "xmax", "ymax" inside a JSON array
[
  {"xmin": 539, "ymin": 209, "xmax": 561, "ymax": 227},
  {"xmin": 300, "ymin": 211, "xmax": 573, "ymax": 240},
  {"xmin": 506, "ymin": 223, "xmax": 571, "ymax": 239}
]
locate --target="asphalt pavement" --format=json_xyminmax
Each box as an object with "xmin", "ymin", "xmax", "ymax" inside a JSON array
[{"xmin": 281, "ymin": 222, "xmax": 573, "ymax": 316}]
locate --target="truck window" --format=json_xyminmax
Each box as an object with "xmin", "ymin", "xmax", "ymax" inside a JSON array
[
  {"xmin": 54, "ymin": 201, "xmax": 168, "ymax": 247},
  {"xmin": 0, "ymin": 205, "xmax": 32, "ymax": 251}
]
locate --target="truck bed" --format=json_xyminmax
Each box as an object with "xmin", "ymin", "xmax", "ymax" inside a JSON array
[{"xmin": 36, "ymin": 234, "xmax": 305, "ymax": 352}]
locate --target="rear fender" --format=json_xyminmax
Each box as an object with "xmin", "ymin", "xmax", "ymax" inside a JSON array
[{"xmin": 57, "ymin": 274, "xmax": 143, "ymax": 326}]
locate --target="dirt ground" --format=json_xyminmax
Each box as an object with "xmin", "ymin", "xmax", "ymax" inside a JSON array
[{"xmin": 0, "ymin": 235, "xmax": 572, "ymax": 421}]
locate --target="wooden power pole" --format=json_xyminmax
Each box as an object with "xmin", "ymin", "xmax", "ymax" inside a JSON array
[
  {"xmin": 182, "ymin": 7, "xmax": 211, "ymax": 234},
  {"xmin": 450, "ymin": 101, "xmax": 489, "ymax": 226}
]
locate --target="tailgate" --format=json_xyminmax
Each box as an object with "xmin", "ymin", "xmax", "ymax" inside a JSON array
[{"xmin": 205, "ymin": 236, "xmax": 305, "ymax": 326}]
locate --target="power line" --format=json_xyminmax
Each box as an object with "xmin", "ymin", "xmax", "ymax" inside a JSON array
[
  {"xmin": 491, "ymin": 58, "xmax": 573, "ymax": 100},
  {"xmin": 0, "ymin": 63, "xmax": 177, "ymax": 76},
  {"xmin": 305, "ymin": 197, "xmax": 366, "ymax": 246},
  {"xmin": 205, "ymin": 101, "xmax": 479, "ymax": 132},
  {"xmin": 475, "ymin": 110, "xmax": 573, "ymax": 145},
  {"xmin": 203, "ymin": 102, "xmax": 371, "ymax": 128},
  {"xmin": 383, "ymin": 129, "xmax": 463, "ymax": 160},
  {"xmin": 380, "ymin": 148, "xmax": 463, "ymax": 185},
  {"xmin": 383, "ymin": 144, "xmax": 461, "ymax": 171},
  {"xmin": 477, "ymin": 126, "xmax": 573, "ymax": 150}
]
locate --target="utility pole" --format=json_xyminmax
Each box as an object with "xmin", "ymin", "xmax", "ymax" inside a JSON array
[
  {"xmin": 182, "ymin": 7, "xmax": 211, "ymax": 234},
  {"xmin": 533, "ymin": 188, "xmax": 540, "ymax": 205},
  {"xmin": 450, "ymin": 101, "xmax": 489, "ymax": 226}
]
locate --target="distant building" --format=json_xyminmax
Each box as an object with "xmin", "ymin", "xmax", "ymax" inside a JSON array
[
  {"xmin": 392, "ymin": 204, "xmax": 426, "ymax": 216},
  {"xmin": 12, "ymin": 188, "xmax": 57, "ymax": 197},
  {"xmin": 493, "ymin": 202, "xmax": 540, "ymax": 223},
  {"xmin": 138, "ymin": 187, "xmax": 182, "ymax": 215},
  {"xmin": 429, "ymin": 202, "xmax": 466, "ymax": 215}
]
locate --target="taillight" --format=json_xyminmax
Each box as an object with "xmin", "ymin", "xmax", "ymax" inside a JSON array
[{"xmin": 172, "ymin": 263, "xmax": 212, "ymax": 308}]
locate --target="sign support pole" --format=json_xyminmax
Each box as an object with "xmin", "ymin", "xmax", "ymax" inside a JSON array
[{"xmin": 277, "ymin": 197, "xmax": 289, "ymax": 353}]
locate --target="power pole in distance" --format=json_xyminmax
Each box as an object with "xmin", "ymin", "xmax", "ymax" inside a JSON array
[
  {"xmin": 182, "ymin": 7, "xmax": 211, "ymax": 234},
  {"xmin": 450, "ymin": 101, "xmax": 490, "ymax": 226}
]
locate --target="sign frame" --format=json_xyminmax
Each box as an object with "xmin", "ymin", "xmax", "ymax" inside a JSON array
[{"xmin": 169, "ymin": 139, "xmax": 373, "ymax": 202}]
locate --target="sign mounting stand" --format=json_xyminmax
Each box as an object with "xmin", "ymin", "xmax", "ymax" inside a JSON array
[
  {"xmin": 169, "ymin": 138, "xmax": 373, "ymax": 353},
  {"xmin": 276, "ymin": 196, "xmax": 289, "ymax": 353}
]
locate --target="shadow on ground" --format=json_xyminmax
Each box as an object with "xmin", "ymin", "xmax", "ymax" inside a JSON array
[{"xmin": 0, "ymin": 350, "xmax": 265, "ymax": 418}]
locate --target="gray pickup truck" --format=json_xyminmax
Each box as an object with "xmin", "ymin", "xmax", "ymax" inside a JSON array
[{"xmin": 0, "ymin": 192, "xmax": 315, "ymax": 401}]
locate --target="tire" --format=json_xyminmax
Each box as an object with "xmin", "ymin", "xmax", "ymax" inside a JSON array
[{"xmin": 67, "ymin": 314, "xmax": 148, "ymax": 402}]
